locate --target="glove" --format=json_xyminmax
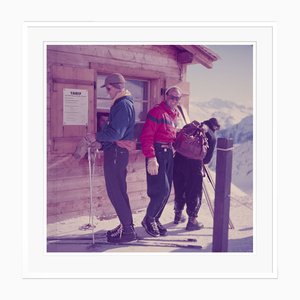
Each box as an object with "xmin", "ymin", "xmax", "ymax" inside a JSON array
[
  {"xmin": 90, "ymin": 141, "xmax": 102, "ymax": 152},
  {"xmin": 73, "ymin": 134, "xmax": 101, "ymax": 160},
  {"xmin": 147, "ymin": 157, "xmax": 159, "ymax": 175},
  {"xmin": 86, "ymin": 133, "xmax": 102, "ymax": 152},
  {"xmin": 86, "ymin": 133, "xmax": 96, "ymax": 144},
  {"xmin": 73, "ymin": 137, "xmax": 90, "ymax": 160}
]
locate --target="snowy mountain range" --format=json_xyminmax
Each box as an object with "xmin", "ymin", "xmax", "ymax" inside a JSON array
[
  {"xmin": 218, "ymin": 114, "xmax": 253, "ymax": 143},
  {"xmin": 189, "ymin": 98, "xmax": 252, "ymax": 129},
  {"xmin": 190, "ymin": 98, "xmax": 253, "ymax": 195}
]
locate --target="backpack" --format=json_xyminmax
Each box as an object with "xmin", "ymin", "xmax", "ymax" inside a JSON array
[{"xmin": 173, "ymin": 120, "xmax": 209, "ymax": 160}]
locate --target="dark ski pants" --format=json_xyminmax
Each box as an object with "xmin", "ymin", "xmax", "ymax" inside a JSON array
[
  {"xmin": 173, "ymin": 152, "xmax": 203, "ymax": 217},
  {"xmin": 103, "ymin": 144, "xmax": 133, "ymax": 228},
  {"xmin": 145, "ymin": 145, "xmax": 174, "ymax": 221}
]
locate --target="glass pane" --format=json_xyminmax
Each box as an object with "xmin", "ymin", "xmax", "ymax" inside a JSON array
[
  {"xmin": 97, "ymin": 76, "xmax": 149, "ymax": 101},
  {"xmin": 96, "ymin": 75, "xmax": 149, "ymax": 146},
  {"xmin": 134, "ymin": 122, "xmax": 144, "ymax": 150},
  {"xmin": 96, "ymin": 75, "xmax": 110, "ymax": 99},
  {"xmin": 126, "ymin": 80, "xmax": 148, "ymax": 101},
  {"xmin": 97, "ymin": 112, "xmax": 109, "ymax": 132},
  {"xmin": 97, "ymin": 99, "xmax": 113, "ymax": 110},
  {"xmin": 134, "ymin": 101, "xmax": 148, "ymax": 122}
]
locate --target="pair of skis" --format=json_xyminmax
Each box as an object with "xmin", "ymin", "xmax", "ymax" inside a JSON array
[
  {"xmin": 91, "ymin": 236, "xmax": 202, "ymax": 250},
  {"xmin": 47, "ymin": 236, "xmax": 202, "ymax": 250}
]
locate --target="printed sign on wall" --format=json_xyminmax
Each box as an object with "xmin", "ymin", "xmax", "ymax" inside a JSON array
[{"xmin": 63, "ymin": 88, "xmax": 88, "ymax": 125}]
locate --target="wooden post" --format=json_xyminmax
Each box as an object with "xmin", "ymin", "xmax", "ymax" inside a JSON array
[{"xmin": 212, "ymin": 138, "xmax": 233, "ymax": 252}]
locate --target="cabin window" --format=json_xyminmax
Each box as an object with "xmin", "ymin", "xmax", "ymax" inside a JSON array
[{"xmin": 96, "ymin": 75, "xmax": 149, "ymax": 149}]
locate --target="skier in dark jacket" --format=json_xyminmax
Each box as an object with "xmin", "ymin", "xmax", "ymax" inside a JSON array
[
  {"xmin": 88, "ymin": 73, "xmax": 137, "ymax": 243},
  {"xmin": 173, "ymin": 117, "xmax": 220, "ymax": 230}
]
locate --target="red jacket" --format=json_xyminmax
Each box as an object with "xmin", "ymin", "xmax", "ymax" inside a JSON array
[{"xmin": 141, "ymin": 101, "xmax": 178, "ymax": 158}]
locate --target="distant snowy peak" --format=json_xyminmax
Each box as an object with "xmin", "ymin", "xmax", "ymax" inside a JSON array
[
  {"xmin": 218, "ymin": 115, "xmax": 253, "ymax": 144},
  {"xmin": 203, "ymin": 98, "xmax": 251, "ymax": 111},
  {"xmin": 189, "ymin": 98, "xmax": 252, "ymax": 129}
]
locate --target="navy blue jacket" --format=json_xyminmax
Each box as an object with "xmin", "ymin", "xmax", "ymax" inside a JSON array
[{"xmin": 96, "ymin": 95, "xmax": 135, "ymax": 149}]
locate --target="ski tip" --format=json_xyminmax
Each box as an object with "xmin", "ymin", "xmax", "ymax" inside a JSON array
[
  {"xmin": 86, "ymin": 243, "xmax": 100, "ymax": 250},
  {"xmin": 187, "ymin": 238, "xmax": 197, "ymax": 242}
]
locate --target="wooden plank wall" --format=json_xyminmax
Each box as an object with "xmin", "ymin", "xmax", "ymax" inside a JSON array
[
  {"xmin": 47, "ymin": 45, "xmax": 180, "ymax": 78},
  {"xmin": 47, "ymin": 45, "xmax": 186, "ymax": 223},
  {"xmin": 47, "ymin": 150, "xmax": 149, "ymax": 223}
]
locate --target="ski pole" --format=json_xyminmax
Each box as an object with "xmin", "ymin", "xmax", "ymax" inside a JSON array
[
  {"xmin": 203, "ymin": 180, "xmax": 215, "ymax": 219},
  {"xmin": 203, "ymin": 165, "xmax": 215, "ymax": 190},
  {"xmin": 88, "ymin": 147, "xmax": 95, "ymax": 244},
  {"xmin": 203, "ymin": 171, "xmax": 235, "ymax": 229}
]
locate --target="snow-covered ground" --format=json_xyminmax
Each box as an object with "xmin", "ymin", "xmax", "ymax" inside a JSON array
[{"xmin": 47, "ymin": 168, "xmax": 253, "ymax": 253}]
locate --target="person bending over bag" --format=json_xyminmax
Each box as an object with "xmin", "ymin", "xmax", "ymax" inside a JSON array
[{"xmin": 173, "ymin": 116, "xmax": 220, "ymax": 230}]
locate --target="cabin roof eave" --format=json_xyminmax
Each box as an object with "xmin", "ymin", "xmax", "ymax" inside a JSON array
[{"xmin": 175, "ymin": 45, "xmax": 220, "ymax": 69}]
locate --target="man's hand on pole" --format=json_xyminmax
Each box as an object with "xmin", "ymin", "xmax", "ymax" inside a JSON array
[
  {"xmin": 86, "ymin": 133, "xmax": 102, "ymax": 152},
  {"xmin": 147, "ymin": 157, "xmax": 159, "ymax": 175}
]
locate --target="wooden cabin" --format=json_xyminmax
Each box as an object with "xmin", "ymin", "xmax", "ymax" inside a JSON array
[{"xmin": 47, "ymin": 45, "xmax": 219, "ymax": 223}]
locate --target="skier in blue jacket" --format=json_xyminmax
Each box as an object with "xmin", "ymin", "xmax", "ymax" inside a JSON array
[{"xmin": 89, "ymin": 73, "xmax": 137, "ymax": 243}]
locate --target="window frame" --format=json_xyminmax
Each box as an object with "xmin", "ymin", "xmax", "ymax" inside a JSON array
[{"xmin": 95, "ymin": 74, "xmax": 157, "ymax": 149}]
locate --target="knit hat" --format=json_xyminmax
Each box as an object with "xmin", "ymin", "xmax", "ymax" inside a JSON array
[
  {"xmin": 101, "ymin": 73, "xmax": 126, "ymax": 88},
  {"xmin": 208, "ymin": 117, "xmax": 220, "ymax": 129}
]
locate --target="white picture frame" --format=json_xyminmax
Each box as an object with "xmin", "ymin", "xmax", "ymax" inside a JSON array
[{"xmin": 22, "ymin": 22, "xmax": 276, "ymax": 279}]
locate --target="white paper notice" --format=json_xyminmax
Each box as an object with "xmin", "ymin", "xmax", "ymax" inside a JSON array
[{"xmin": 63, "ymin": 89, "xmax": 88, "ymax": 125}]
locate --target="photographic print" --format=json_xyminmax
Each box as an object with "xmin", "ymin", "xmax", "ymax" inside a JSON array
[
  {"xmin": 22, "ymin": 22, "xmax": 274, "ymax": 278},
  {"xmin": 46, "ymin": 44, "xmax": 253, "ymax": 254}
]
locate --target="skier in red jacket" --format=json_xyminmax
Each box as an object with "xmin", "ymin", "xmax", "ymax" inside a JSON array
[{"xmin": 140, "ymin": 86, "xmax": 181, "ymax": 237}]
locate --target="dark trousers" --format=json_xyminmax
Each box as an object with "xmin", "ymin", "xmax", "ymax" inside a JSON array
[
  {"xmin": 103, "ymin": 144, "xmax": 133, "ymax": 228},
  {"xmin": 173, "ymin": 152, "xmax": 203, "ymax": 217},
  {"xmin": 145, "ymin": 145, "xmax": 174, "ymax": 221}
]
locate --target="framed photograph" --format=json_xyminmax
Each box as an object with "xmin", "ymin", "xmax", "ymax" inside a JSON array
[{"xmin": 22, "ymin": 22, "xmax": 275, "ymax": 278}]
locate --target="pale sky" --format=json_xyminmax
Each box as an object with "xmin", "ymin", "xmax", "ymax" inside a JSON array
[{"xmin": 187, "ymin": 45, "xmax": 253, "ymax": 108}]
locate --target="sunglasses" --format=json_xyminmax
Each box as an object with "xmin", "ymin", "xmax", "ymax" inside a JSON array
[
  {"xmin": 106, "ymin": 87, "xmax": 111, "ymax": 92},
  {"xmin": 168, "ymin": 95, "xmax": 181, "ymax": 101}
]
